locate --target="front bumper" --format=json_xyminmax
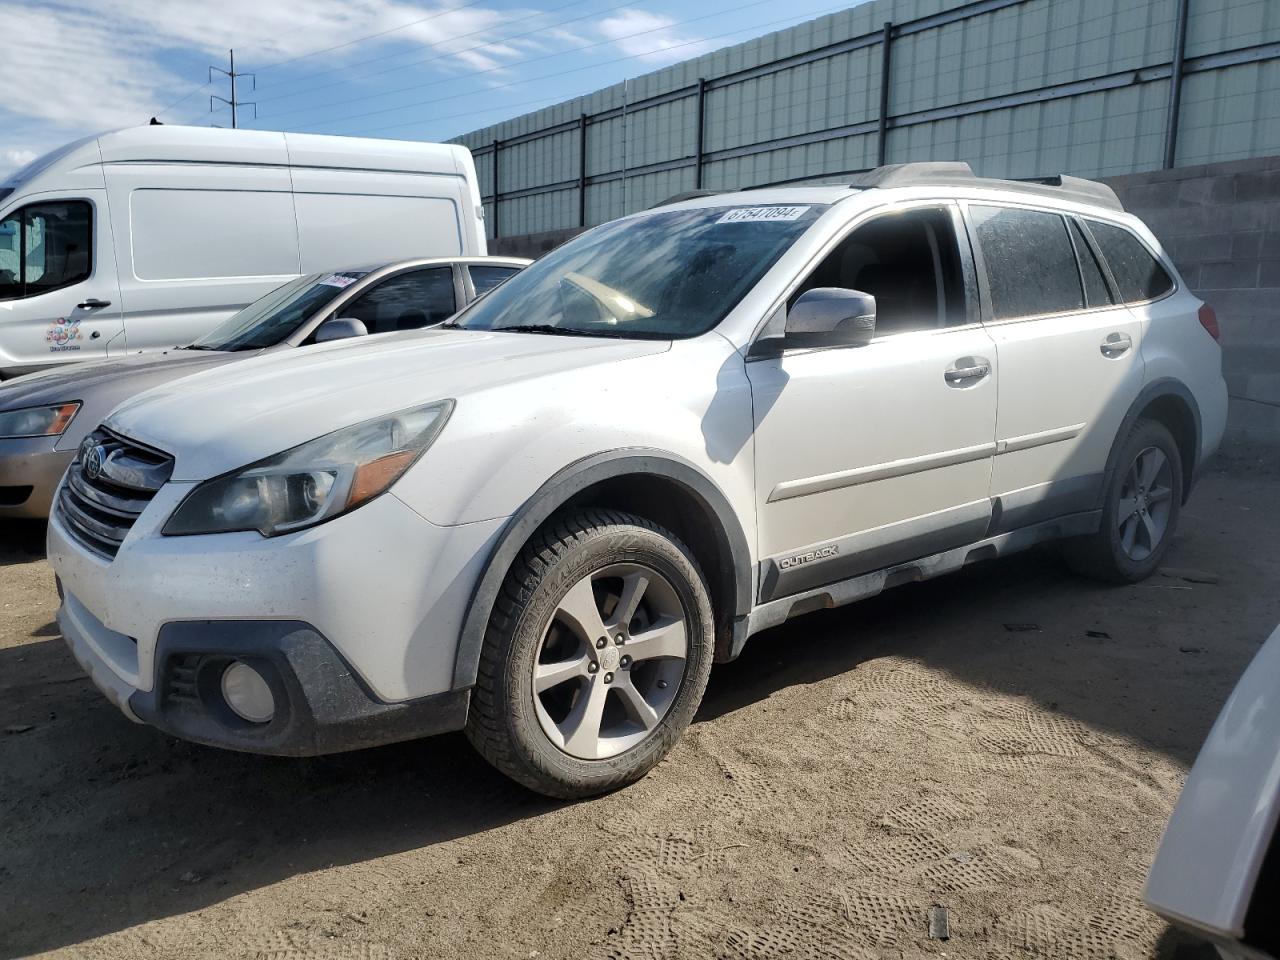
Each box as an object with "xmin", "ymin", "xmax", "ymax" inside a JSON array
[
  {"xmin": 51, "ymin": 483, "xmax": 509, "ymax": 727},
  {"xmin": 0, "ymin": 436, "xmax": 73, "ymax": 519},
  {"xmin": 59, "ymin": 602, "xmax": 470, "ymax": 754}
]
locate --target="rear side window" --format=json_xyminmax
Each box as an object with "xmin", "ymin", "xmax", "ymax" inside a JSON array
[
  {"xmin": 971, "ymin": 206, "xmax": 1083, "ymax": 320},
  {"xmin": 1086, "ymin": 220, "xmax": 1174, "ymax": 303},
  {"xmin": 0, "ymin": 200, "xmax": 93, "ymax": 301},
  {"xmin": 469, "ymin": 264, "xmax": 520, "ymax": 296},
  {"xmin": 1069, "ymin": 219, "xmax": 1114, "ymax": 309},
  {"xmin": 342, "ymin": 267, "xmax": 457, "ymax": 333}
]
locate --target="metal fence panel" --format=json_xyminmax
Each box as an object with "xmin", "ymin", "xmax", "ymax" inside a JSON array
[{"xmin": 454, "ymin": 0, "xmax": 1278, "ymax": 238}]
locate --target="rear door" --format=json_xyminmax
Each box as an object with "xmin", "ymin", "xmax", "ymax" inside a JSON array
[
  {"xmin": 966, "ymin": 203, "xmax": 1144, "ymax": 531},
  {"xmin": 747, "ymin": 202, "xmax": 999, "ymax": 602},
  {"xmin": 0, "ymin": 195, "xmax": 124, "ymax": 369}
]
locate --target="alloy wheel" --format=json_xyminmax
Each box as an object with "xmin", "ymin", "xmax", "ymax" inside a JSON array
[
  {"xmin": 532, "ymin": 563, "xmax": 689, "ymax": 760},
  {"xmin": 1117, "ymin": 445, "xmax": 1174, "ymax": 561}
]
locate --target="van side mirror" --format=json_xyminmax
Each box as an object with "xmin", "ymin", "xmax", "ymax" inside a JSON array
[
  {"xmin": 783, "ymin": 288, "xmax": 876, "ymax": 349},
  {"xmin": 314, "ymin": 317, "xmax": 368, "ymax": 343}
]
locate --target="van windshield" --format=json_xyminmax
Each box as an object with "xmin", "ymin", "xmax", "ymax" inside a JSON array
[
  {"xmin": 187, "ymin": 271, "xmax": 368, "ymax": 351},
  {"xmin": 452, "ymin": 204, "xmax": 828, "ymax": 339}
]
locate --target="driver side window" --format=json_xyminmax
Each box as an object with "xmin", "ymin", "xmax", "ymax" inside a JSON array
[
  {"xmin": 0, "ymin": 201, "xmax": 93, "ymax": 302},
  {"xmin": 340, "ymin": 267, "xmax": 457, "ymax": 334},
  {"xmin": 792, "ymin": 206, "xmax": 971, "ymax": 337}
]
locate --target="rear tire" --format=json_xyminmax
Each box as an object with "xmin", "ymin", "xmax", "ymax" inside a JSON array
[
  {"xmin": 1063, "ymin": 418, "xmax": 1183, "ymax": 584},
  {"xmin": 465, "ymin": 508, "xmax": 714, "ymax": 799}
]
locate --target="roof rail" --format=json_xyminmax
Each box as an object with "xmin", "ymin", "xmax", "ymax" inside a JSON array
[
  {"xmin": 848, "ymin": 161, "xmax": 1123, "ymax": 212},
  {"xmin": 649, "ymin": 189, "xmax": 725, "ymax": 209}
]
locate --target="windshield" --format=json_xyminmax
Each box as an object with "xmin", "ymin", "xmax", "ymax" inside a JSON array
[
  {"xmin": 188, "ymin": 271, "xmax": 368, "ymax": 351},
  {"xmin": 454, "ymin": 204, "xmax": 828, "ymax": 339}
]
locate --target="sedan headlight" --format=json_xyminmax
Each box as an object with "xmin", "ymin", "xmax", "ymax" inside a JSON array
[
  {"xmin": 0, "ymin": 402, "xmax": 81, "ymax": 438},
  {"xmin": 163, "ymin": 400, "xmax": 453, "ymax": 537}
]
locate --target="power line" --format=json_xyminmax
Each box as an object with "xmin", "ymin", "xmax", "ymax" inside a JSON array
[
  {"xmin": 252, "ymin": 0, "xmax": 622, "ymax": 106},
  {"xmin": 153, "ymin": 79, "xmax": 212, "ymax": 119},
  {"xmin": 261, "ymin": 0, "xmax": 778, "ymax": 126},
  {"xmin": 252, "ymin": 0, "xmax": 493, "ymax": 74},
  {"xmin": 345, "ymin": 1, "xmax": 854, "ymax": 138}
]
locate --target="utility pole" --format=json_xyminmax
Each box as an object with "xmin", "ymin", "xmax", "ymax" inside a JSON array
[{"xmin": 210, "ymin": 49, "xmax": 255, "ymax": 128}]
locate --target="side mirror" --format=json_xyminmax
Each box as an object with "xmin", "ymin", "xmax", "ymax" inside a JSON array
[
  {"xmin": 783, "ymin": 287, "xmax": 876, "ymax": 349},
  {"xmin": 314, "ymin": 317, "xmax": 369, "ymax": 343}
]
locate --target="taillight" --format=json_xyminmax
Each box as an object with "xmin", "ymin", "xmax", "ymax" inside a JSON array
[{"xmin": 1198, "ymin": 303, "xmax": 1220, "ymax": 342}]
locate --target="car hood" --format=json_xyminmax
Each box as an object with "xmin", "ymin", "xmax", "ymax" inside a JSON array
[
  {"xmin": 0, "ymin": 350, "xmax": 237, "ymax": 410},
  {"xmin": 106, "ymin": 328, "xmax": 669, "ymax": 480}
]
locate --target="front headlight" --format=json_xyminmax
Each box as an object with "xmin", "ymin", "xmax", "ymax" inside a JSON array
[
  {"xmin": 0, "ymin": 402, "xmax": 80, "ymax": 438},
  {"xmin": 163, "ymin": 400, "xmax": 454, "ymax": 537}
]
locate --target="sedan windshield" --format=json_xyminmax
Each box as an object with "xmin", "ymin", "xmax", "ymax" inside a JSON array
[
  {"xmin": 187, "ymin": 271, "xmax": 368, "ymax": 351},
  {"xmin": 453, "ymin": 204, "xmax": 828, "ymax": 339}
]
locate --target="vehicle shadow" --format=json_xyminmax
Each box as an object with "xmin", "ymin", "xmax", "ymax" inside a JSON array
[{"xmin": 0, "ymin": 518, "xmax": 47, "ymax": 566}]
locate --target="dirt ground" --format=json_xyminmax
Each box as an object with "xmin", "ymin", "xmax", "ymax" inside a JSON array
[{"xmin": 2, "ymin": 458, "xmax": 1279, "ymax": 960}]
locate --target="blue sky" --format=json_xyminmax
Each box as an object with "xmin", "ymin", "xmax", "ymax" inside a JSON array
[{"xmin": 2, "ymin": 0, "xmax": 861, "ymax": 178}]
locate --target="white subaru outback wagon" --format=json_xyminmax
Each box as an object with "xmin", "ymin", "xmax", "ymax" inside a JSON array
[{"xmin": 48, "ymin": 162, "xmax": 1227, "ymax": 798}]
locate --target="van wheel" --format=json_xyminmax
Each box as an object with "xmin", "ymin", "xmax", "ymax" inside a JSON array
[
  {"xmin": 1063, "ymin": 418, "xmax": 1183, "ymax": 584},
  {"xmin": 465, "ymin": 509, "xmax": 714, "ymax": 799}
]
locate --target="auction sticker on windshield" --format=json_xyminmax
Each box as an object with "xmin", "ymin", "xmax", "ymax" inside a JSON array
[
  {"xmin": 716, "ymin": 206, "xmax": 811, "ymax": 224},
  {"xmin": 318, "ymin": 274, "xmax": 361, "ymax": 288}
]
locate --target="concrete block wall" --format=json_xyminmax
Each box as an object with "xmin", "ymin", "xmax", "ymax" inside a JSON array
[{"xmin": 1104, "ymin": 156, "xmax": 1280, "ymax": 447}]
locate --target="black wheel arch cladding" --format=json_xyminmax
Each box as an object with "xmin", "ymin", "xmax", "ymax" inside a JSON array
[
  {"xmin": 1102, "ymin": 378, "xmax": 1201, "ymax": 508},
  {"xmin": 453, "ymin": 449, "xmax": 752, "ymax": 691}
]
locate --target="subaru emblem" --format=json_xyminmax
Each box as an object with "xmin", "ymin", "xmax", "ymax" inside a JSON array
[{"xmin": 82, "ymin": 441, "xmax": 104, "ymax": 481}]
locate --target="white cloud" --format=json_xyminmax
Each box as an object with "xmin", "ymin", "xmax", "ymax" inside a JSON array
[
  {"xmin": 2, "ymin": 149, "xmax": 38, "ymax": 173},
  {"xmin": 0, "ymin": 0, "xmax": 550, "ymax": 176},
  {"xmin": 596, "ymin": 9, "xmax": 714, "ymax": 64}
]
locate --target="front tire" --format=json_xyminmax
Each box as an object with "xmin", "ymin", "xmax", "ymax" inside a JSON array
[
  {"xmin": 1063, "ymin": 418, "xmax": 1183, "ymax": 583},
  {"xmin": 465, "ymin": 509, "xmax": 715, "ymax": 799}
]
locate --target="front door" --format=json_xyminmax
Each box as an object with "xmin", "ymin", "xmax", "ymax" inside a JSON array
[
  {"xmin": 747, "ymin": 203, "xmax": 999, "ymax": 603},
  {"xmin": 0, "ymin": 194, "xmax": 123, "ymax": 372}
]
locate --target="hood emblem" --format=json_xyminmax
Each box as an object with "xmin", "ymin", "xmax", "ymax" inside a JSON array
[{"xmin": 81, "ymin": 440, "xmax": 104, "ymax": 481}]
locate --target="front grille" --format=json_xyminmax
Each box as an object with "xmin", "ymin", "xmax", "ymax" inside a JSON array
[{"xmin": 56, "ymin": 428, "xmax": 174, "ymax": 559}]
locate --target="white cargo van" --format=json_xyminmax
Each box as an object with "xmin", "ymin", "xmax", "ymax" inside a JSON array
[{"xmin": 0, "ymin": 125, "xmax": 486, "ymax": 377}]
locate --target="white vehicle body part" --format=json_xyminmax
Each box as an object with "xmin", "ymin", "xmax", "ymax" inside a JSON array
[
  {"xmin": 0, "ymin": 126, "xmax": 485, "ymax": 375},
  {"xmin": 1146, "ymin": 623, "xmax": 1280, "ymax": 960}
]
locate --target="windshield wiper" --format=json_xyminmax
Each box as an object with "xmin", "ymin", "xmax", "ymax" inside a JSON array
[
  {"xmin": 181, "ymin": 344, "xmax": 222, "ymax": 351},
  {"xmin": 492, "ymin": 324, "xmax": 609, "ymax": 337}
]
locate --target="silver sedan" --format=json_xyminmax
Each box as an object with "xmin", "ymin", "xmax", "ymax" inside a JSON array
[{"xmin": 0, "ymin": 256, "xmax": 528, "ymax": 519}]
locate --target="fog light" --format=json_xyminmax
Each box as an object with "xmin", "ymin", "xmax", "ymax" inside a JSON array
[{"xmin": 220, "ymin": 661, "xmax": 275, "ymax": 723}]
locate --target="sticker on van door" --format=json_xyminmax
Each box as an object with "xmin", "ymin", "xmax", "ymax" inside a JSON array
[
  {"xmin": 318, "ymin": 273, "xmax": 360, "ymax": 288},
  {"xmin": 716, "ymin": 206, "xmax": 811, "ymax": 224},
  {"xmin": 46, "ymin": 316, "xmax": 83, "ymax": 352}
]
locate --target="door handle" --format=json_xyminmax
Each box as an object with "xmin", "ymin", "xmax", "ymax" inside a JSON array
[
  {"xmin": 945, "ymin": 356, "xmax": 992, "ymax": 386},
  {"xmin": 77, "ymin": 298, "xmax": 111, "ymax": 309},
  {"xmin": 1100, "ymin": 332, "xmax": 1132, "ymax": 358}
]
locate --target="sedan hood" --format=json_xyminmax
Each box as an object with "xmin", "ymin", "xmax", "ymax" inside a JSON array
[
  {"xmin": 0, "ymin": 350, "xmax": 236, "ymax": 410},
  {"xmin": 106, "ymin": 328, "xmax": 669, "ymax": 480}
]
